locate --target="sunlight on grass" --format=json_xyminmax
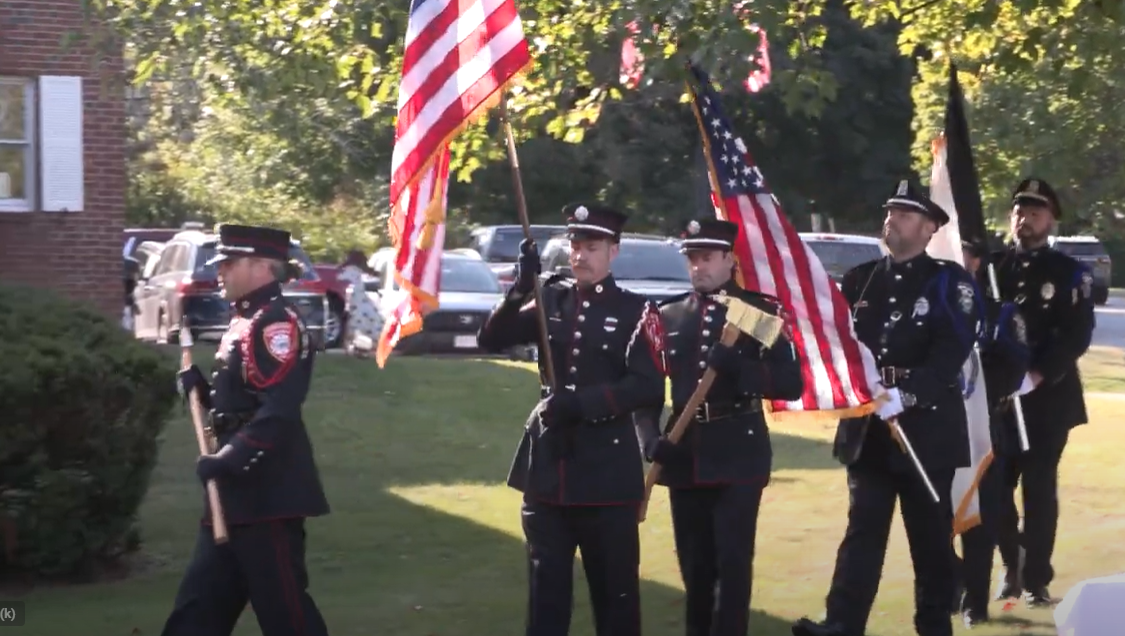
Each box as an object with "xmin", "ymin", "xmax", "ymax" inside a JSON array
[{"xmin": 12, "ymin": 350, "xmax": 1125, "ymax": 636}]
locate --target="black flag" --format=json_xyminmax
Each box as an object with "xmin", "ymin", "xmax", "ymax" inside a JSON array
[{"xmin": 944, "ymin": 62, "xmax": 989, "ymax": 254}]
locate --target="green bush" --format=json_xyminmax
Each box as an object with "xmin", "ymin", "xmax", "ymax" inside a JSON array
[{"xmin": 0, "ymin": 284, "xmax": 177, "ymax": 577}]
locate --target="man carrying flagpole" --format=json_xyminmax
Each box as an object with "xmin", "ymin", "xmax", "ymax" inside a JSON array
[
  {"xmin": 793, "ymin": 179, "xmax": 981, "ymax": 636},
  {"xmin": 955, "ymin": 239, "xmax": 1031, "ymax": 626}
]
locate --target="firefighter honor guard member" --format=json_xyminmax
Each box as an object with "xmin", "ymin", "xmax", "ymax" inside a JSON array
[
  {"xmin": 793, "ymin": 180, "xmax": 981, "ymax": 636},
  {"xmin": 955, "ymin": 240, "xmax": 1031, "ymax": 627},
  {"xmin": 991, "ymin": 178, "xmax": 1095, "ymax": 607},
  {"xmin": 476, "ymin": 203, "xmax": 667, "ymax": 636},
  {"xmin": 166, "ymin": 224, "xmax": 330, "ymax": 636},
  {"xmin": 640, "ymin": 218, "xmax": 803, "ymax": 636}
]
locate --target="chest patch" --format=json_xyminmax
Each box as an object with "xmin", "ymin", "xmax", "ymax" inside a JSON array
[
  {"xmin": 1040, "ymin": 281, "xmax": 1055, "ymax": 300},
  {"xmin": 217, "ymin": 317, "xmax": 253, "ymax": 363},
  {"xmin": 913, "ymin": 297, "xmax": 930, "ymax": 318}
]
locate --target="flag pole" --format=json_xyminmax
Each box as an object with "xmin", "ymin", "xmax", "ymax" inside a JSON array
[
  {"xmin": 986, "ymin": 262, "xmax": 1030, "ymax": 451},
  {"xmin": 497, "ymin": 95, "xmax": 557, "ymax": 390}
]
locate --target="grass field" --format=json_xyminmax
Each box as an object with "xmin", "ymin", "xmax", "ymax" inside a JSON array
[{"xmin": 11, "ymin": 349, "xmax": 1125, "ymax": 636}]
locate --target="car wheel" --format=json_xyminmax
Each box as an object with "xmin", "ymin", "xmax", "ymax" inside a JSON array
[
  {"xmin": 1093, "ymin": 286, "xmax": 1109, "ymax": 306},
  {"xmin": 156, "ymin": 311, "xmax": 179, "ymax": 345},
  {"xmin": 323, "ymin": 296, "xmax": 345, "ymax": 349}
]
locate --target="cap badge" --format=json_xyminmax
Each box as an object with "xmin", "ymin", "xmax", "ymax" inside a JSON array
[
  {"xmin": 1028, "ymin": 180, "xmax": 1039, "ymax": 193},
  {"xmin": 896, "ymin": 180, "xmax": 908, "ymax": 196},
  {"xmin": 574, "ymin": 206, "xmax": 589, "ymax": 221},
  {"xmin": 687, "ymin": 220, "xmax": 701, "ymax": 235}
]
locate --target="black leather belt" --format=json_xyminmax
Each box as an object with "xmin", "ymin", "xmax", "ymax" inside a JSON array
[
  {"xmin": 208, "ymin": 410, "xmax": 253, "ymax": 435},
  {"xmin": 674, "ymin": 400, "xmax": 762, "ymax": 423},
  {"xmin": 880, "ymin": 366, "xmax": 910, "ymax": 387}
]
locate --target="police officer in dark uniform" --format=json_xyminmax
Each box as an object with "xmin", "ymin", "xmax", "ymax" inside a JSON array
[
  {"xmin": 166, "ymin": 224, "xmax": 331, "ymax": 636},
  {"xmin": 639, "ymin": 218, "xmax": 803, "ymax": 636},
  {"xmin": 990, "ymin": 178, "xmax": 1095, "ymax": 608},
  {"xmin": 954, "ymin": 240, "xmax": 1031, "ymax": 627},
  {"xmin": 793, "ymin": 180, "xmax": 981, "ymax": 636},
  {"xmin": 476, "ymin": 203, "xmax": 667, "ymax": 636}
]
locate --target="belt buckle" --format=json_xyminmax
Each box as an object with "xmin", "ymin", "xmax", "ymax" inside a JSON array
[
  {"xmin": 696, "ymin": 402, "xmax": 710, "ymax": 422},
  {"xmin": 881, "ymin": 366, "xmax": 896, "ymax": 387}
]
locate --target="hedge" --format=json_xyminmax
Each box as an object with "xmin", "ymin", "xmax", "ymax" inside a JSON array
[{"xmin": 0, "ymin": 284, "xmax": 177, "ymax": 577}]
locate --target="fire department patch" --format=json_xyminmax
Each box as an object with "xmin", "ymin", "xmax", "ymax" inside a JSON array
[
  {"xmin": 641, "ymin": 304, "xmax": 667, "ymax": 375},
  {"xmin": 263, "ymin": 322, "xmax": 296, "ymax": 362}
]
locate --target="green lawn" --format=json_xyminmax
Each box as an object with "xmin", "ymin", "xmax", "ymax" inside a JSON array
[
  {"xmin": 11, "ymin": 349, "xmax": 1125, "ymax": 636},
  {"xmin": 1079, "ymin": 345, "xmax": 1125, "ymax": 394}
]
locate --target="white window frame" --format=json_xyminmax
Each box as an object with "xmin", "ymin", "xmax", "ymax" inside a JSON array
[{"xmin": 0, "ymin": 77, "xmax": 36, "ymax": 213}]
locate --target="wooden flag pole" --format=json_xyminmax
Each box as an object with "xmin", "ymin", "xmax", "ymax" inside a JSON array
[{"xmin": 497, "ymin": 95, "xmax": 556, "ymax": 390}]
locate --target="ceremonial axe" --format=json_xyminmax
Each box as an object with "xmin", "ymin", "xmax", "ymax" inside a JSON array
[{"xmin": 638, "ymin": 294, "xmax": 786, "ymax": 522}]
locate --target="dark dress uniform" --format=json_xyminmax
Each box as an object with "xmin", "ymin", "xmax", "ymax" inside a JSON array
[
  {"xmin": 956, "ymin": 266, "xmax": 1031, "ymax": 623},
  {"xmin": 639, "ymin": 219, "xmax": 804, "ymax": 636},
  {"xmin": 794, "ymin": 181, "xmax": 981, "ymax": 636},
  {"xmin": 163, "ymin": 224, "xmax": 331, "ymax": 636},
  {"xmin": 476, "ymin": 203, "xmax": 667, "ymax": 636},
  {"xmin": 990, "ymin": 178, "xmax": 1096, "ymax": 604}
]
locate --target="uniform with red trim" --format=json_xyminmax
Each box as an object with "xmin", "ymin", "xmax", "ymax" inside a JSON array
[
  {"xmin": 165, "ymin": 223, "xmax": 330, "ymax": 636},
  {"xmin": 638, "ymin": 217, "xmax": 804, "ymax": 636},
  {"xmin": 476, "ymin": 202, "xmax": 666, "ymax": 636},
  {"xmin": 794, "ymin": 180, "xmax": 981, "ymax": 636}
]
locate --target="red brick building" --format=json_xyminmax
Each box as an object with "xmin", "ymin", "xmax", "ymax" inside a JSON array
[{"xmin": 0, "ymin": 0, "xmax": 126, "ymax": 316}]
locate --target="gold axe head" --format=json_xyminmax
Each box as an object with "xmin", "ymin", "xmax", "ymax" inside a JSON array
[{"xmin": 715, "ymin": 295, "xmax": 785, "ymax": 348}]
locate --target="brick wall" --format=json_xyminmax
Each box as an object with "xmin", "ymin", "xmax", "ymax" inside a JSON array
[{"xmin": 0, "ymin": 0, "xmax": 126, "ymax": 317}]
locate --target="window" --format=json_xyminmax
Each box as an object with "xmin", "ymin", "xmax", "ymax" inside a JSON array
[{"xmin": 0, "ymin": 78, "xmax": 35, "ymax": 212}]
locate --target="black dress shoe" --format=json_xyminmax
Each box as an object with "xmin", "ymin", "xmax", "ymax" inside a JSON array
[
  {"xmin": 1023, "ymin": 587, "xmax": 1053, "ymax": 608},
  {"xmin": 792, "ymin": 617, "xmax": 851, "ymax": 636},
  {"xmin": 961, "ymin": 609, "xmax": 989, "ymax": 628}
]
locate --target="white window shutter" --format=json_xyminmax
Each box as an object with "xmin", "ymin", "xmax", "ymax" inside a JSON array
[{"xmin": 38, "ymin": 76, "xmax": 85, "ymax": 212}]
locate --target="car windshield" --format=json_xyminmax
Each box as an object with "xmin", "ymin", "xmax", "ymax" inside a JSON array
[
  {"xmin": 196, "ymin": 242, "xmax": 318, "ymax": 280},
  {"xmin": 1054, "ymin": 242, "xmax": 1105, "ymax": 257},
  {"xmin": 805, "ymin": 240, "xmax": 884, "ymax": 278},
  {"xmin": 390, "ymin": 257, "xmax": 502, "ymax": 293},
  {"xmin": 611, "ymin": 240, "xmax": 691, "ymax": 282},
  {"xmin": 483, "ymin": 227, "xmax": 566, "ymax": 262}
]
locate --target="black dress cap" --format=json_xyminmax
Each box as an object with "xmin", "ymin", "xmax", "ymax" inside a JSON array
[
  {"xmin": 680, "ymin": 218, "xmax": 740, "ymax": 252},
  {"xmin": 1011, "ymin": 177, "xmax": 1061, "ymax": 219},
  {"xmin": 562, "ymin": 202, "xmax": 629, "ymax": 242},
  {"xmin": 207, "ymin": 224, "xmax": 292, "ymax": 266},
  {"xmin": 883, "ymin": 179, "xmax": 950, "ymax": 228}
]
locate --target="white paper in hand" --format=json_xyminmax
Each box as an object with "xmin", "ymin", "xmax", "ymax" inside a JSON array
[{"xmin": 1017, "ymin": 373, "xmax": 1036, "ymax": 396}]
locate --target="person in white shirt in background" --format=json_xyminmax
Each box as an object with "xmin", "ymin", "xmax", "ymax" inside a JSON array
[{"xmin": 336, "ymin": 249, "xmax": 382, "ymax": 357}]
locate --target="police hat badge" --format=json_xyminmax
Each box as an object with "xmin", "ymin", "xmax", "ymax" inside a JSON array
[
  {"xmin": 687, "ymin": 220, "xmax": 701, "ymax": 235},
  {"xmin": 574, "ymin": 205, "xmax": 589, "ymax": 221}
]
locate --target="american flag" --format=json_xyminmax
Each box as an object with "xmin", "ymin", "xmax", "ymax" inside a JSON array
[
  {"xmin": 377, "ymin": 0, "xmax": 531, "ymax": 367},
  {"xmin": 687, "ymin": 63, "xmax": 881, "ymax": 418}
]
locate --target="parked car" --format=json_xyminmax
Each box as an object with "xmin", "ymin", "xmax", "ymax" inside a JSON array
[
  {"xmin": 466, "ymin": 224, "xmax": 568, "ymax": 290},
  {"xmin": 309, "ymin": 264, "xmax": 351, "ymax": 348},
  {"xmin": 367, "ymin": 248, "xmax": 504, "ymax": 355},
  {"xmin": 798, "ymin": 232, "xmax": 886, "ymax": 285},
  {"xmin": 1050, "ymin": 235, "xmax": 1111, "ymax": 305},
  {"xmin": 539, "ymin": 233, "xmax": 694, "ymax": 304},
  {"xmin": 132, "ymin": 229, "xmax": 330, "ymax": 347}
]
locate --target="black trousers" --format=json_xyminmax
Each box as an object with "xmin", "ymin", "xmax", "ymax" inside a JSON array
[
  {"xmin": 996, "ymin": 428, "xmax": 1069, "ymax": 591},
  {"xmin": 521, "ymin": 497, "xmax": 641, "ymax": 636},
  {"xmin": 824, "ymin": 453, "xmax": 956, "ymax": 636},
  {"xmin": 956, "ymin": 453, "xmax": 1005, "ymax": 613},
  {"xmin": 669, "ymin": 483, "xmax": 764, "ymax": 636},
  {"xmin": 161, "ymin": 519, "xmax": 329, "ymax": 636}
]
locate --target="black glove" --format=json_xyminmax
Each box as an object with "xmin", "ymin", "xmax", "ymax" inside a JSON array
[
  {"xmin": 196, "ymin": 446, "xmax": 236, "ymax": 483},
  {"xmin": 541, "ymin": 390, "xmax": 583, "ymax": 428},
  {"xmin": 514, "ymin": 239, "xmax": 540, "ymax": 294},
  {"xmin": 177, "ymin": 365, "xmax": 209, "ymax": 401},
  {"xmin": 647, "ymin": 437, "xmax": 690, "ymax": 466},
  {"xmin": 706, "ymin": 343, "xmax": 742, "ymax": 375}
]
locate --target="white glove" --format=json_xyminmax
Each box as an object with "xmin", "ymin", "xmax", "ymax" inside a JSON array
[
  {"xmin": 875, "ymin": 387, "xmax": 905, "ymax": 421},
  {"xmin": 1016, "ymin": 373, "xmax": 1036, "ymax": 396}
]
